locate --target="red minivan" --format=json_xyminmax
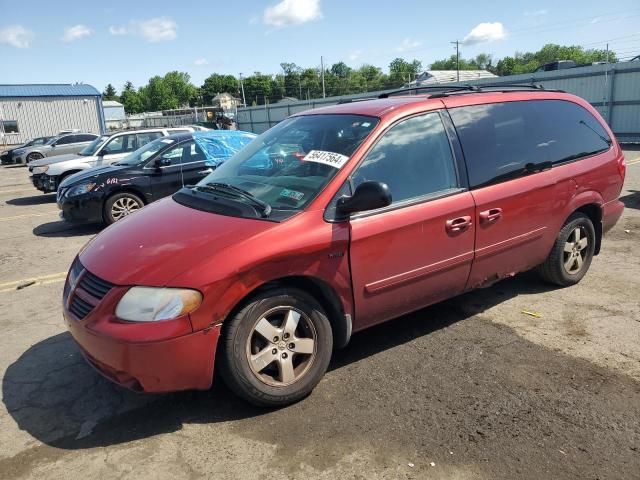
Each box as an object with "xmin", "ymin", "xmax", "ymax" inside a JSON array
[{"xmin": 63, "ymin": 87, "xmax": 626, "ymax": 406}]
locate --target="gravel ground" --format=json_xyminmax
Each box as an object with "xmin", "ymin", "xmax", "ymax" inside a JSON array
[{"xmin": 0, "ymin": 148, "xmax": 639, "ymax": 480}]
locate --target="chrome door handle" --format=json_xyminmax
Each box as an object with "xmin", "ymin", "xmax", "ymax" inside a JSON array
[{"xmin": 197, "ymin": 168, "xmax": 213, "ymax": 175}]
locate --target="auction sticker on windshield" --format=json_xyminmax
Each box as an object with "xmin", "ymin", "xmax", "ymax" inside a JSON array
[{"xmin": 303, "ymin": 150, "xmax": 349, "ymax": 169}]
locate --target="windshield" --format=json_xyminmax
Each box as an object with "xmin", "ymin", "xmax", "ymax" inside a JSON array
[
  {"xmin": 79, "ymin": 135, "xmax": 110, "ymax": 156},
  {"xmin": 116, "ymin": 137, "xmax": 174, "ymax": 166},
  {"xmin": 189, "ymin": 114, "xmax": 379, "ymax": 219}
]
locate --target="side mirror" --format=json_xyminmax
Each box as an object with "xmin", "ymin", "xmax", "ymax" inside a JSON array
[
  {"xmin": 337, "ymin": 181, "xmax": 392, "ymax": 215},
  {"xmin": 155, "ymin": 158, "xmax": 171, "ymax": 168}
]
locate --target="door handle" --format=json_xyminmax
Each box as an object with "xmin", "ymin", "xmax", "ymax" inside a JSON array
[
  {"xmin": 446, "ymin": 215, "xmax": 472, "ymax": 233},
  {"xmin": 479, "ymin": 208, "xmax": 503, "ymax": 223},
  {"xmin": 197, "ymin": 168, "xmax": 213, "ymax": 175}
]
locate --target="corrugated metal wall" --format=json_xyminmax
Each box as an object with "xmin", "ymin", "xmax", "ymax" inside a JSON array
[
  {"xmin": 237, "ymin": 61, "xmax": 640, "ymax": 142},
  {"xmin": 0, "ymin": 96, "xmax": 102, "ymax": 145}
]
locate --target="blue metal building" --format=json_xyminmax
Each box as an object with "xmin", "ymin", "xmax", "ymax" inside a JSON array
[{"xmin": 0, "ymin": 84, "xmax": 105, "ymax": 146}]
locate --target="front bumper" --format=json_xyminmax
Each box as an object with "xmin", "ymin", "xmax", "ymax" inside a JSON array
[
  {"xmin": 63, "ymin": 270, "xmax": 219, "ymax": 393},
  {"xmin": 57, "ymin": 189, "xmax": 105, "ymax": 224},
  {"xmin": 30, "ymin": 173, "xmax": 57, "ymax": 192}
]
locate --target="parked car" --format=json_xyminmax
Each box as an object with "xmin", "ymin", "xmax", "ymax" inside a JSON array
[
  {"xmin": 29, "ymin": 127, "xmax": 194, "ymax": 193},
  {"xmin": 12, "ymin": 133, "xmax": 98, "ymax": 164},
  {"xmin": 63, "ymin": 87, "xmax": 625, "ymax": 407},
  {"xmin": 0, "ymin": 136, "xmax": 53, "ymax": 165},
  {"xmin": 57, "ymin": 130, "xmax": 256, "ymax": 225}
]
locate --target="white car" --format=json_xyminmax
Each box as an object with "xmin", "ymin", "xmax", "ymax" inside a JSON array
[{"xmin": 29, "ymin": 127, "xmax": 194, "ymax": 193}]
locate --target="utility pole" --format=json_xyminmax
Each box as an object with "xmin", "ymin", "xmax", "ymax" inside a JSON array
[
  {"xmin": 321, "ymin": 56, "xmax": 326, "ymax": 98},
  {"xmin": 239, "ymin": 73, "xmax": 246, "ymax": 107},
  {"xmin": 451, "ymin": 40, "xmax": 460, "ymax": 82}
]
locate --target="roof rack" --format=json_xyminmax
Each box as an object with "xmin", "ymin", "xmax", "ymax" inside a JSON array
[
  {"xmin": 378, "ymin": 83, "xmax": 565, "ymax": 99},
  {"xmin": 337, "ymin": 96, "xmax": 379, "ymax": 104}
]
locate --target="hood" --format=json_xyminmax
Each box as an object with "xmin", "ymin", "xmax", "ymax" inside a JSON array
[
  {"xmin": 79, "ymin": 197, "xmax": 275, "ymax": 287},
  {"xmin": 60, "ymin": 164, "xmax": 129, "ymax": 188},
  {"xmin": 29, "ymin": 153, "xmax": 82, "ymax": 167}
]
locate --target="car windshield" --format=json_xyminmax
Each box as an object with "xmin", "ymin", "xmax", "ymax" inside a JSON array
[
  {"xmin": 79, "ymin": 135, "xmax": 110, "ymax": 156},
  {"xmin": 191, "ymin": 114, "xmax": 379, "ymax": 219},
  {"xmin": 115, "ymin": 137, "xmax": 173, "ymax": 166}
]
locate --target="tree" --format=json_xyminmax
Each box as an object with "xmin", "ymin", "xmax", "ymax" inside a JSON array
[
  {"xmin": 429, "ymin": 53, "xmax": 493, "ymax": 71},
  {"xmin": 201, "ymin": 74, "xmax": 239, "ymax": 104},
  {"xmin": 120, "ymin": 81, "xmax": 143, "ymax": 114},
  {"xmin": 388, "ymin": 58, "xmax": 422, "ymax": 86},
  {"xmin": 103, "ymin": 84, "xmax": 118, "ymax": 101}
]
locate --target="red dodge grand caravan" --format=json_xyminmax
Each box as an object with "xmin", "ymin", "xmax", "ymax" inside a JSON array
[{"xmin": 63, "ymin": 86, "xmax": 626, "ymax": 406}]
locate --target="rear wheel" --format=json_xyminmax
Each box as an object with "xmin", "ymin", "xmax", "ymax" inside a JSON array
[
  {"xmin": 26, "ymin": 152, "xmax": 43, "ymax": 163},
  {"xmin": 104, "ymin": 192, "xmax": 144, "ymax": 225},
  {"xmin": 219, "ymin": 288, "xmax": 333, "ymax": 407},
  {"xmin": 537, "ymin": 213, "xmax": 596, "ymax": 286}
]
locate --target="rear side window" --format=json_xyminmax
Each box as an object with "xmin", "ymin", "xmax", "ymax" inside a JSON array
[
  {"xmin": 76, "ymin": 134, "xmax": 97, "ymax": 142},
  {"xmin": 55, "ymin": 135, "xmax": 76, "ymax": 145},
  {"xmin": 449, "ymin": 100, "xmax": 611, "ymax": 188},
  {"xmin": 351, "ymin": 112, "xmax": 458, "ymax": 205}
]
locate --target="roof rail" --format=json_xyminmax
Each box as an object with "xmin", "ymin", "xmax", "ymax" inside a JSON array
[
  {"xmin": 337, "ymin": 96, "xmax": 379, "ymax": 104},
  {"xmin": 378, "ymin": 83, "xmax": 565, "ymax": 99}
]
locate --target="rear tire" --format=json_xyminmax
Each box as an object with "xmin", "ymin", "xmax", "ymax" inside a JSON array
[
  {"xmin": 537, "ymin": 213, "xmax": 596, "ymax": 287},
  {"xmin": 219, "ymin": 287, "xmax": 333, "ymax": 407},
  {"xmin": 103, "ymin": 192, "xmax": 144, "ymax": 225}
]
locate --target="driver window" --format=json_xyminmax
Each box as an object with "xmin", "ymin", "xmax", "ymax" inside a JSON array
[
  {"xmin": 351, "ymin": 112, "xmax": 458, "ymax": 205},
  {"xmin": 103, "ymin": 134, "xmax": 136, "ymax": 154}
]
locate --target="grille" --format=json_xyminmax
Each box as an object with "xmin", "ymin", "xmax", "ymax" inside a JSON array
[
  {"xmin": 65, "ymin": 261, "xmax": 115, "ymax": 320},
  {"xmin": 69, "ymin": 295, "xmax": 93, "ymax": 319},
  {"xmin": 78, "ymin": 271, "xmax": 114, "ymax": 300}
]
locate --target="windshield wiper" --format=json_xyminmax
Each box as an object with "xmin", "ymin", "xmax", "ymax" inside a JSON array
[{"xmin": 192, "ymin": 182, "xmax": 272, "ymax": 217}]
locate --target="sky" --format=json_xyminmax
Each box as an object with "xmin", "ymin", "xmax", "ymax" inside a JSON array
[{"xmin": 1, "ymin": 0, "xmax": 639, "ymax": 93}]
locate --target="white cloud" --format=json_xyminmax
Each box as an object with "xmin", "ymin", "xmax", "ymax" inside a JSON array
[
  {"xmin": 396, "ymin": 37, "xmax": 422, "ymax": 53},
  {"xmin": 109, "ymin": 25, "xmax": 127, "ymax": 35},
  {"xmin": 107, "ymin": 17, "xmax": 177, "ymax": 42},
  {"xmin": 462, "ymin": 22, "xmax": 506, "ymax": 45},
  {"xmin": 136, "ymin": 17, "xmax": 177, "ymax": 42},
  {"xmin": 0, "ymin": 25, "xmax": 34, "ymax": 48},
  {"xmin": 264, "ymin": 0, "xmax": 322, "ymax": 27},
  {"xmin": 348, "ymin": 49, "xmax": 362, "ymax": 62},
  {"xmin": 62, "ymin": 24, "xmax": 92, "ymax": 42},
  {"xmin": 194, "ymin": 58, "xmax": 208, "ymax": 66}
]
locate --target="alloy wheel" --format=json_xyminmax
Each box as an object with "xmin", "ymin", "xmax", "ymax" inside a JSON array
[
  {"xmin": 111, "ymin": 197, "xmax": 141, "ymax": 221},
  {"xmin": 563, "ymin": 226, "xmax": 588, "ymax": 274},
  {"xmin": 246, "ymin": 307, "xmax": 317, "ymax": 387}
]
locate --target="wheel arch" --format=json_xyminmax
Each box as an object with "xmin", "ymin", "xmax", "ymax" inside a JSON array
[
  {"xmin": 573, "ymin": 203, "xmax": 603, "ymax": 255},
  {"xmin": 224, "ymin": 275, "xmax": 352, "ymax": 349},
  {"xmin": 106, "ymin": 186, "xmax": 149, "ymax": 205}
]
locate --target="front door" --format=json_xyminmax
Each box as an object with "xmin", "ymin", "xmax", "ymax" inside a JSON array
[
  {"xmin": 347, "ymin": 111, "xmax": 476, "ymax": 329},
  {"xmin": 97, "ymin": 133, "xmax": 138, "ymax": 167},
  {"xmin": 149, "ymin": 140, "xmax": 209, "ymax": 199}
]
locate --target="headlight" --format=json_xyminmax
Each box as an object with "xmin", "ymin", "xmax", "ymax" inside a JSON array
[
  {"xmin": 32, "ymin": 165, "xmax": 49, "ymax": 174},
  {"xmin": 66, "ymin": 182, "xmax": 96, "ymax": 197},
  {"xmin": 115, "ymin": 287, "xmax": 202, "ymax": 322}
]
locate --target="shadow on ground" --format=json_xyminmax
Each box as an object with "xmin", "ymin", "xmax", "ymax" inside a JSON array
[
  {"xmin": 6, "ymin": 194, "xmax": 56, "ymax": 206},
  {"xmin": 3, "ymin": 272, "xmax": 555, "ymax": 450},
  {"xmin": 33, "ymin": 220, "xmax": 102, "ymax": 237},
  {"xmin": 620, "ymin": 190, "xmax": 640, "ymax": 210}
]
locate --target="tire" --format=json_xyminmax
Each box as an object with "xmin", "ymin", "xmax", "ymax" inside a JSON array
[
  {"xmin": 26, "ymin": 152, "xmax": 43, "ymax": 164},
  {"xmin": 219, "ymin": 287, "xmax": 333, "ymax": 407},
  {"xmin": 103, "ymin": 192, "xmax": 144, "ymax": 225},
  {"xmin": 537, "ymin": 213, "xmax": 596, "ymax": 287}
]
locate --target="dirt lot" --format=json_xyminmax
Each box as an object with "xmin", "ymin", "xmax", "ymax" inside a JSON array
[{"xmin": 0, "ymin": 150, "xmax": 639, "ymax": 480}]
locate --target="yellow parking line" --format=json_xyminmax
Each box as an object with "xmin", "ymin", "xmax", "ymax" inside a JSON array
[
  {"xmin": 0, "ymin": 271, "xmax": 67, "ymax": 289},
  {"xmin": 0, "ymin": 211, "xmax": 58, "ymax": 222},
  {"xmin": 0, "ymin": 276, "xmax": 66, "ymax": 293}
]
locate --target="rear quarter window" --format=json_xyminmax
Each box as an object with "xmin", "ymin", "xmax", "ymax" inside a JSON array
[{"xmin": 449, "ymin": 99, "xmax": 612, "ymax": 188}]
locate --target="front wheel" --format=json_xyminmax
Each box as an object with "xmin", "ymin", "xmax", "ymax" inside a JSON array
[
  {"xmin": 537, "ymin": 213, "xmax": 596, "ymax": 286},
  {"xmin": 26, "ymin": 152, "xmax": 43, "ymax": 163},
  {"xmin": 103, "ymin": 192, "xmax": 144, "ymax": 225},
  {"xmin": 219, "ymin": 288, "xmax": 333, "ymax": 407}
]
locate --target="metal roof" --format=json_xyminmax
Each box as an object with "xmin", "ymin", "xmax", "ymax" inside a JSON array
[
  {"xmin": 0, "ymin": 84, "xmax": 101, "ymax": 98},
  {"xmin": 102, "ymin": 100, "xmax": 124, "ymax": 107},
  {"xmin": 410, "ymin": 70, "xmax": 498, "ymax": 86}
]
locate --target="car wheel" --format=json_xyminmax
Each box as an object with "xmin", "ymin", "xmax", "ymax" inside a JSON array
[
  {"xmin": 26, "ymin": 152, "xmax": 43, "ymax": 163},
  {"xmin": 219, "ymin": 287, "xmax": 333, "ymax": 407},
  {"xmin": 537, "ymin": 213, "xmax": 596, "ymax": 287},
  {"xmin": 104, "ymin": 192, "xmax": 144, "ymax": 225}
]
